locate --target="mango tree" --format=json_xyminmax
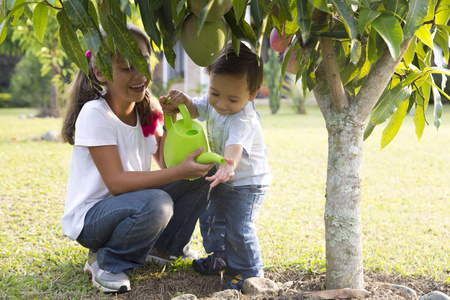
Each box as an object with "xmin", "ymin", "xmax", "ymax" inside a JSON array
[{"xmin": 1, "ymin": 0, "xmax": 449, "ymax": 290}]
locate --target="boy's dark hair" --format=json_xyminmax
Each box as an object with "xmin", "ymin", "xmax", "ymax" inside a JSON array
[{"xmin": 206, "ymin": 42, "xmax": 263, "ymax": 95}]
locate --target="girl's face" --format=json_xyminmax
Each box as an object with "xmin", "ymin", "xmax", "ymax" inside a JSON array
[
  {"xmin": 208, "ymin": 73, "xmax": 258, "ymax": 115},
  {"xmin": 99, "ymin": 34, "xmax": 152, "ymax": 106}
]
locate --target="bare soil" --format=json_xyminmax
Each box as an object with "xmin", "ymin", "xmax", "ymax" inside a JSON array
[{"xmin": 86, "ymin": 265, "xmax": 450, "ymax": 300}]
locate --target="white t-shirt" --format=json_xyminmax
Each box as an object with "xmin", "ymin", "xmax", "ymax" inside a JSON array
[
  {"xmin": 61, "ymin": 98, "xmax": 158, "ymax": 240},
  {"xmin": 194, "ymin": 93, "xmax": 272, "ymax": 186}
]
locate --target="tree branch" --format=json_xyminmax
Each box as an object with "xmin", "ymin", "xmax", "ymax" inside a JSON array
[
  {"xmin": 319, "ymin": 37, "xmax": 348, "ymax": 112},
  {"xmin": 354, "ymin": 37, "xmax": 414, "ymax": 122}
]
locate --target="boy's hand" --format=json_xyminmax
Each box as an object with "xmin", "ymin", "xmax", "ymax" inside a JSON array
[
  {"xmin": 159, "ymin": 90, "xmax": 194, "ymax": 116},
  {"xmin": 160, "ymin": 90, "xmax": 199, "ymax": 119},
  {"xmin": 206, "ymin": 157, "xmax": 235, "ymax": 187}
]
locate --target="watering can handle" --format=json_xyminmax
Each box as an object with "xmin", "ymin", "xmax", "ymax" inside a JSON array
[
  {"xmin": 178, "ymin": 103, "xmax": 192, "ymax": 129},
  {"xmin": 164, "ymin": 101, "xmax": 192, "ymax": 131}
]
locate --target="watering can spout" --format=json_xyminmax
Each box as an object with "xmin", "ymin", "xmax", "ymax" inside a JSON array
[{"xmin": 195, "ymin": 152, "xmax": 225, "ymax": 165}]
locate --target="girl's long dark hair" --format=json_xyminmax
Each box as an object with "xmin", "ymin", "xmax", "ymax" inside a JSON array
[{"xmin": 61, "ymin": 23, "xmax": 158, "ymax": 145}]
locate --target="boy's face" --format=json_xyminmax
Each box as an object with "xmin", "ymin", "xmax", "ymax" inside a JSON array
[{"xmin": 208, "ymin": 73, "xmax": 258, "ymax": 115}]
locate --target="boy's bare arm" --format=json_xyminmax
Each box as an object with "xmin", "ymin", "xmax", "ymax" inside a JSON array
[
  {"xmin": 159, "ymin": 89, "xmax": 199, "ymax": 119},
  {"xmin": 206, "ymin": 144, "xmax": 243, "ymax": 187}
]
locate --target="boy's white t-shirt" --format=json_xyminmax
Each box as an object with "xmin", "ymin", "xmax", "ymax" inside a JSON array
[
  {"xmin": 194, "ymin": 93, "xmax": 272, "ymax": 186},
  {"xmin": 61, "ymin": 98, "xmax": 158, "ymax": 240}
]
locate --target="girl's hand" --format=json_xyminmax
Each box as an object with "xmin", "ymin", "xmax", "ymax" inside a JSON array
[
  {"xmin": 206, "ymin": 157, "xmax": 235, "ymax": 188},
  {"xmin": 177, "ymin": 147, "xmax": 214, "ymax": 179}
]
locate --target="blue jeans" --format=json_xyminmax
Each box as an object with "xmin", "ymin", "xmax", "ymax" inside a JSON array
[
  {"xmin": 199, "ymin": 184, "xmax": 269, "ymax": 278},
  {"xmin": 77, "ymin": 171, "xmax": 213, "ymax": 274}
]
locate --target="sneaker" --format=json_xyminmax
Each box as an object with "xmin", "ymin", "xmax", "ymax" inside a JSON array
[
  {"xmin": 84, "ymin": 251, "xmax": 131, "ymax": 293},
  {"xmin": 192, "ymin": 253, "xmax": 227, "ymax": 275},
  {"xmin": 146, "ymin": 248, "xmax": 199, "ymax": 266},
  {"xmin": 222, "ymin": 274, "xmax": 249, "ymax": 291}
]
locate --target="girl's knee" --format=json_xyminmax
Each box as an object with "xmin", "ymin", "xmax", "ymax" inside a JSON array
[{"xmin": 141, "ymin": 189, "xmax": 174, "ymax": 224}]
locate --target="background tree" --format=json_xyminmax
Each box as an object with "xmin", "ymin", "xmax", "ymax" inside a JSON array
[
  {"xmin": 1, "ymin": 7, "xmax": 75, "ymax": 116},
  {"xmin": 1, "ymin": 0, "xmax": 449, "ymax": 290}
]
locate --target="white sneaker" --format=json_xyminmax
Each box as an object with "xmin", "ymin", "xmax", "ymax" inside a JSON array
[{"xmin": 84, "ymin": 251, "xmax": 130, "ymax": 293}]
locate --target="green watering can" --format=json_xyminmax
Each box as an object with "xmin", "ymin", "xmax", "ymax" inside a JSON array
[{"xmin": 163, "ymin": 103, "xmax": 224, "ymax": 177}]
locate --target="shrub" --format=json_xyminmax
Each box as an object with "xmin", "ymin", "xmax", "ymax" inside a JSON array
[{"xmin": 0, "ymin": 93, "xmax": 11, "ymax": 107}]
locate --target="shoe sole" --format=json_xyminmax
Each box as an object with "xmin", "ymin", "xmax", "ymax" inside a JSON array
[
  {"xmin": 146, "ymin": 255, "xmax": 173, "ymax": 266},
  {"xmin": 84, "ymin": 262, "xmax": 130, "ymax": 293}
]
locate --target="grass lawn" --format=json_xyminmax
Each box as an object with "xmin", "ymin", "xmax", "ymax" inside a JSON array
[{"xmin": 0, "ymin": 103, "xmax": 449, "ymax": 299}]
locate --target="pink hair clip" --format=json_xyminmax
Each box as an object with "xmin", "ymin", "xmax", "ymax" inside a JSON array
[{"xmin": 85, "ymin": 50, "xmax": 92, "ymax": 58}]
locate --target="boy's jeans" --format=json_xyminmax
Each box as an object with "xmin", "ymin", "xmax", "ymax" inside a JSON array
[
  {"xmin": 77, "ymin": 170, "xmax": 213, "ymax": 274},
  {"xmin": 199, "ymin": 183, "xmax": 269, "ymax": 278}
]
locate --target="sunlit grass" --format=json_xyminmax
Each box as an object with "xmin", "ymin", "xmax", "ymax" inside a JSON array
[{"xmin": 1, "ymin": 104, "xmax": 449, "ymax": 299}]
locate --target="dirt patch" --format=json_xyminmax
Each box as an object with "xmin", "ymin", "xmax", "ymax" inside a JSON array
[{"xmin": 85, "ymin": 265, "xmax": 449, "ymax": 300}]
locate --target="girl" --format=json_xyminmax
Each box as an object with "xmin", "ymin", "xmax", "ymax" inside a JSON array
[{"xmin": 61, "ymin": 23, "xmax": 213, "ymax": 293}]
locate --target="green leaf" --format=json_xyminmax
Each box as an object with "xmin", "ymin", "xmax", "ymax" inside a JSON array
[
  {"xmin": 358, "ymin": 8, "xmax": 380, "ymax": 36},
  {"xmin": 278, "ymin": 0, "xmax": 293, "ymax": 22},
  {"xmin": 107, "ymin": 14, "xmax": 152, "ymax": 79},
  {"xmin": 88, "ymin": 0, "xmax": 99, "ymax": 28},
  {"xmin": 384, "ymin": 0, "xmax": 409, "ymax": 19},
  {"xmin": 119, "ymin": 0, "xmax": 131, "ymax": 17},
  {"xmin": 10, "ymin": 0, "xmax": 26, "ymax": 27},
  {"xmin": 428, "ymin": 79, "xmax": 450, "ymax": 101},
  {"xmin": 403, "ymin": 36, "xmax": 416, "ymax": 66},
  {"xmin": 403, "ymin": 0, "xmax": 428, "ymax": 39},
  {"xmin": 98, "ymin": 1, "xmax": 115, "ymax": 53},
  {"xmin": 231, "ymin": 34, "xmax": 240, "ymax": 57},
  {"xmin": 381, "ymin": 97, "xmax": 409, "ymax": 150},
  {"xmin": 33, "ymin": 3, "xmax": 48, "ymax": 43},
  {"xmin": 401, "ymin": 69, "xmax": 420, "ymax": 87},
  {"xmin": 371, "ymin": 84, "xmax": 412, "ymax": 124},
  {"xmin": 296, "ymin": 0, "xmax": 313, "ymax": 44},
  {"xmin": 308, "ymin": 0, "xmax": 330, "ymax": 13},
  {"xmin": 415, "ymin": 25, "xmax": 433, "ymax": 49},
  {"xmin": 224, "ymin": 9, "xmax": 257, "ymax": 51},
  {"xmin": 350, "ymin": 39, "xmax": 361, "ymax": 65},
  {"xmin": 232, "ymin": 0, "xmax": 247, "ymax": 24},
  {"xmin": 158, "ymin": 2, "xmax": 177, "ymax": 67},
  {"xmin": 0, "ymin": 19, "xmax": 7, "ymax": 45},
  {"xmin": 435, "ymin": 27, "xmax": 449, "ymax": 64},
  {"xmin": 63, "ymin": 0, "xmax": 101, "ymax": 54},
  {"xmin": 136, "ymin": 0, "xmax": 162, "ymax": 48},
  {"xmin": 329, "ymin": 0, "xmax": 357, "ymax": 40},
  {"xmin": 256, "ymin": 13, "xmax": 269, "ymax": 61},
  {"xmin": 371, "ymin": 14, "xmax": 403, "ymax": 60},
  {"xmin": 57, "ymin": 10, "xmax": 89, "ymax": 76},
  {"xmin": 424, "ymin": 66, "xmax": 450, "ymax": 76},
  {"xmin": 412, "ymin": 97, "xmax": 425, "ymax": 140},
  {"xmin": 436, "ymin": 0, "xmax": 450, "ymax": 25},
  {"xmin": 363, "ymin": 121, "xmax": 376, "ymax": 141},
  {"xmin": 95, "ymin": 40, "xmax": 114, "ymax": 82},
  {"xmin": 431, "ymin": 76, "xmax": 443, "ymax": 129},
  {"xmin": 340, "ymin": 56, "xmax": 364, "ymax": 86},
  {"xmin": 176, "ymin": 0, "xmax": 187, "ymax": 16},
  {"xmin": 366, "ymin": 26, "xmax": 378, "ymax": 62},
  {"xmin": 250, "ymin": 0, "xmax": 265, "ymax": 28},
  {"xmin": 198, "ymin": 0, "xmax": 214, "ymax": 33}
]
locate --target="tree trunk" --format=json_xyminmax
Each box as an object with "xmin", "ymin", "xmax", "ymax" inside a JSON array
[
  {"xmin": 323, "ymin": 112, "xmax": 364, "ymax": 289},
  {"xmin": 314, "ymin": 63, "xmax": 365, "ymax": 289},
  {"xmin": 50, "ymin": 63, "xmax": 61, "ymax": 117}
]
